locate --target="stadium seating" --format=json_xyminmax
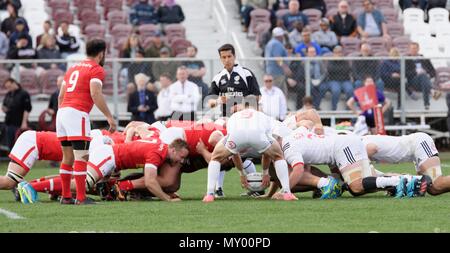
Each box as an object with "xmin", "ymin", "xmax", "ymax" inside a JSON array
[
  {"xmin": 248, "ymin": 8, "xmax": 271, "ymax": 39},
  {"xmin": 341, "ymin": 36, "xmax": 361, "ymax": 56},
  {"xmin": 428, "ymin": 8, "xmax": 449, "ymax": 35},
  {"xmin": 164, "ymin": 24, "xmax": 186, "ymax": 43},
  {"xmin": 84, "ymin": 24, "xmax": 106, "ymax": 40},
  {"xmin": 434, "ymin": 67, "xmax": 450, "ymax": 91},
  {"xmin": 107, "ymin": 10, "xmax": 127, "ymax": 32},
  {"xmin": 366, "ymin": 36, "xmax": 389, "ymax": 54},
  {"xmin": 19, "ymin": 69, "xmax": 40, "ymax": 96},
  {"xmin": 39, "ymin": 68, "xmax": 65, "ymax": 95},
  {"xmin": 392, "ymin": 36, "xmax": 412, "ymax": 55},
  {"xmin": 170, "ymin": 38, "xmax": 192, "ymax": 57},
  {"xmin": 403, "ymin": 8, "xmax": 426, "ymax": 35},
  {"xmin": 79, "ymin": 9, "xmax": 101, "ymax": 31}
]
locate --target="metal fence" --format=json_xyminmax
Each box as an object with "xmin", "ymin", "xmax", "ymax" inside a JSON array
[{"xmin": 1, "ymin": 56, "xmax": 449, "ymax": 124}]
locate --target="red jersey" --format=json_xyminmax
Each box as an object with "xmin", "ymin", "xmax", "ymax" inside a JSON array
[
  {"xmin": 113, "ymin": 139, "xmax": 168, "ymax": 170},
  {"xmin": 36, "ymin": 132, "xmax": 63, "ymax": 161},
  {"xmin": 60, "ymin": 59, "xmax": 105, "ymax": 113},
  {"xmin": 100, "ymin": 130, "xmax": 128, "ymax": 144},
  {"xmin": 165, "ymin": 120, "xmax": 195, "ymax": 129},
  {"xmin": 183, "ymin": 123, "xmax": 227, "ymax": 156}
]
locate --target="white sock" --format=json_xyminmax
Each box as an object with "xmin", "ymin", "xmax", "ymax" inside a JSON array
[
  {"xmin": 317, "ymin": 177, "xmax": 330, "ymax": 188},
  {"xmin": 216, "ymin": 170, "xmax": 225, "ymax": 190},
  {"xmin": 274, "ymin": 160, "xmax": 291, "ymax": 193},
  {"xmin": 243, "ymin": 159, "xmax": 256, "ymax": 174},
  {"xmin": 207, "ymin": 160, "xmax": 221, "ymax": 195},
  {"xmin": 376, "ymin": 176, "xmax": 401, "ymax": 188}
]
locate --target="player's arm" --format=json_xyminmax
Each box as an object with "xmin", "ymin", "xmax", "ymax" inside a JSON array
[
  {"xmin": 58, "ymin": 80, "xmax": 66, "ymax": 108},
  {"xmin": 124, "ymin": 127, "xmax": 136, "ymax": 143},
  {"xmin": 261, "ymin": 154, "xmax": 271, "ymax": 187},
  {"xmin": 382, "ymin": 98, "xmax": 391, "ymax": 113},
  {"xmin": 144, "ymin": 164, "xmax": 176, "ymax": 202},
  {"xmin": 90, "ymin": 80, "xmax": 117, "ymax": 132},
  {"xmin": 297, "ymin": 109, "xmax": 323, "ymax": 134},
  {"xmin": 231, "ymin": 153, "xmax": 249, "ymax": 188},
  {"xmin": 346, "ymin": 97, "xmax": 359, "ymax": 115},
  {"xmin": 196, "ymin": 139, "xmax": 212, "ymax": 162}
]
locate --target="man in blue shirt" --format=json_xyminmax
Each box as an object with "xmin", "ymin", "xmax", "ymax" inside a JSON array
[
  {"xmin": 130, "ymin": 0, "xmax": 159, "ymax": 25},
  {"xmin": 265, "ymin": 27, "xmax": 289, "ymax": 95},
  {"xmin": 294, "ymin": 29, "xmax": 321, "ymax": 57},
  {"xmin": 282, "ymin": 0, "xmax": 308, "ymax": 32}
]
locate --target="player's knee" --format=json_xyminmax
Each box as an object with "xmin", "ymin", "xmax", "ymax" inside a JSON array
[
  {"xmin": 73, "ymin": 149, "xmax": 89, "ymax": 162},
  {"xmin": 348, "ymin": 180, "xmax": 365, "ymax": 196}
]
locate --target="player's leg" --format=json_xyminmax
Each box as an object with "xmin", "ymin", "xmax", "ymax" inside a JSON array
[
  {"xmin": 0, "ymin": 162, "xmax": 28, "ymax": 190},
  {"xmin": 71, "ymin": 140, "xmax": 90, "ymax": 203},
  {"xmin": 418, "ymin": 156, "xmax": 450, "ymax": 195},
  {"xmin": 60, "ymin": 142, "xmax": 75, "ymax": 203}
]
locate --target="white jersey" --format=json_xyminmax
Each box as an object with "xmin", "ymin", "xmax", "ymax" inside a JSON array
[
  {"xmin": 283, "ymin": 115, "xmax": 297, "ymax": 130},
  {"xmin": 227, "ymin": 109, "xmax": 274, "ymax": 134}
]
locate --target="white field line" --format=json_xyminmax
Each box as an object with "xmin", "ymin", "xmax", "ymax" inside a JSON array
[{"xmin": 0, "ymin": 208, "xmax": 25, "ymax": 220}]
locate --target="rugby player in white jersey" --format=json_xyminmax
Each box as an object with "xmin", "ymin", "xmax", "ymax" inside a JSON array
[
  {"xmin": 202, "ymin": 96, "xmax": 297, "ymax": 202},
  {"xmin": 362, "ymin": 133, "xmax": 449, "ymax": 195}
]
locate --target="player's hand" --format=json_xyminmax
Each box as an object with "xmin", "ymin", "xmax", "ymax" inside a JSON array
[
  {"xmin": 107, "ymin": 117, "xmax": 117, "ymax": 133},
  {"xmin": 20, "ymin": 122, "xmax": 28, "ymax": 130},
  {"xmin": 169, "ymin": 192, "xmax": 180, "ymax": 199},
  {"xmin": 255, "ymin": 194, "xmax": 270, "ymax": 199},
  {"xmin": 271, "ymin": 192, "xmax": 284, "ymax": 200},
  {"xmin": 196, "ymin": 139, "xmax": 207, "ymax": 153},
  {"xmin": 169, "ymin": 197, "xmax": 181, "ymax": 202},
  {"xmin": 314, "ymin": 125, "xmax": 324, "ymax": 135},
  {"xmin": 261, "ymin": 174, "xmax": 270, "ymax": 188},
  {"xmin": 208, "ymin": 99, "xmax": 217, "ymax": 108},
  {"xmin": 240, "ymin": 175, "xmax": 249, "ymax": 189}
]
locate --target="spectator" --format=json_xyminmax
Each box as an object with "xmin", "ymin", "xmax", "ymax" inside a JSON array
[
  {"xmin": 0, "ymin": 0, "xmax": 21, "ymax": 10},
  {"xmin": 37, "ymin": 34, "xmax": 63, "ymax": 71},
  {"xmin": 130, "ymin": 0, "xmax": 159, "ymax": 25},
  {"xmin": 127, "ymin": 48, "xmax": 153, "ymax": 87},
  {"xmin": 154, "ymin": 73, "xmax": 173, "ymax": 121},
  {"xmin": 357, "ymin": 0, "xmax": 390, "ymax": 40},
  {"xmin": 152, "ymin": 46, "xmax": 179, "ymax": 81},
  {"xmin": 281, "ymin": 0, "xmax": 308, "ymax": 32},
  {"xmin": 46, "ymin": 75, "xmax": 63, "ymax": 131},
  {"xmin": 286, "ymin": 52, "xmax": 305, "ymax": 109},
  {"xmin": 184, "ymin": 45, "xmax": 208, "ymax": 103},
  {"xmin": 379, "ymin": 47, "xmax": 401, "ymax": 107},
  {"xmin": 9, "ymin": 18, "xmax": 32, "ymax": 48},
  {"xmin": 158, "ymin": 0, "xmax": 185, "ymax": 24},
  {"xmin": 347, "ymin": 76, "xmax": 391, "ymax": 134},
  {"xmin": 36, "ymin": 20, "xmax": 53, "ymax": 47},
  {"xmin": 56, "ymin": 21, "xmax": 80, "ymax": 58},
  {"xmin": 259, "ymin": 74, "xmax": 287, "ymax": 120},
  {"xmin": 303, "ymin": 46, "xmax": 326, "ymax": 109},
  {"xmin": 0, "ymin": 31, "xmax": 8, "ymax": 58},
  {"xmin": 1, "ymin": 77, "xmax": 32, "ymax": 149},
  {"xmin": 288, "ymin": 20, "xmax": 303, "ymax": 48},
  {"xmin": 7, "ymin": 33, "xmax": 36, "ymax": 69},
  {"xmin": 427, "ymin": 0, "xmax": 448, "ymax": 10},
  {"xmin": 317, "ymin": 45, "xmax": 353, "ymax": 111},
  {"xmin": 128, "ymin": 73, "xmax": 158, "ymax": 123},
  {"xmin": 168, "ymin": 66, "xmax": 200, "ymax": 121},
  {"xmin": 121, "ymin": 34, "xmax": 144, "ymax": 59},
  {"xmin": 273, "ymin": 0, "xmax": 289, "ymax": 10},
  {"xmin": 145, "ymin": 31, "xmax": 171, "ymax": 57},
  {"xmin": 264, "ymin": 27, "xmax": 290, "ymax": 95},
  {"xmin": 294, "ymin": 29, "xmax": 321, "ymax": 56},
  {"xmin": 405, "ymin": 42, "xmax": 436, "ymax": 110},
  {"xmin": 240, "ymin": 0, "xmax": 276, "ymax": 32},
  {"xmin": 330, "ymin": 0, "xmax": 357, "ymax": 39},
  {"xmin": 299, "ymin": 0, "xmax": 326, "ymax": 16},
  {"xmin": 312, "ymin": 18, "xmax": 337, "ymax": 52},
  {"xmin": 399, "ymin": 0, "xmax": 427, "ymax": 11},
  {"xmin": 352, "ymin": 43, "xmax": 383, "ymax": 90},
  {"xmin": 1, "ymin": 3, "xmax": 28, "ymax": 37}
]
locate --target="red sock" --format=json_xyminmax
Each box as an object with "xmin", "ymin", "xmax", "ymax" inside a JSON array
[
  {"xmin": 60, "ymin": 163, "xmax": 73, "ymax": 199},
  {"xmin": 29, "ymin": 176, "xmax": 47, "ymax": 184},
  {"xmin": 73, "ymin": 160, "xmax": 87, "ymax": 202},
  {"xmin": 119, "ymin": 180, "xmax": 134, "ymax": 191},
  {"xmin": 31, "ymin": 177, "xmax": 62, "ymax": 194}
]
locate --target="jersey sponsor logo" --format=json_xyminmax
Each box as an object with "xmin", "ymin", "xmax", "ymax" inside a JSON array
[
  {"xmin": 226, "ymin": 141, "xmax": 236, "ymax": 149},
  {"xmin": 220, "ymin": 79, "xmax": 227, "ymax": 85},
  {"xmin": 234, "ymin": 75, "xmax": 240, "ymax": 84}
]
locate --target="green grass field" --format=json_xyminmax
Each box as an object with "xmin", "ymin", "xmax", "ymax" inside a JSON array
[{"xmin": 1, "ymin": 155, "xmax": 450, "ymax": 233}]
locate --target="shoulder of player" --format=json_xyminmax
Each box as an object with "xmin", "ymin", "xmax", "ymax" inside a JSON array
[
  {"xmin": 212, "ymin": 69, "xmax": 227, "ymax": 84},
  {"xmin": 240, "ymin": 66, "xmax": 255, "ymax": 78}
]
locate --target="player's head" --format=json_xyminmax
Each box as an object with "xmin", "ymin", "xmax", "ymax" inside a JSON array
[
  {"xmin": 302, "ymin": 96, "xmax": 314, "ymax": 108},
  {"xmin": 86, "ymin": 39, "xmax": 107, "ymax": 66},
  {"xmin": 167, "ymin": 139, "xmax": 189, "ymax": 164},
  {"xmin": 208, "ymin": 130, "xmax": 225, "ymax": 147},
  {"xmin": 218, "ymin": 44, "xmax": 235, "ymax": 70}
]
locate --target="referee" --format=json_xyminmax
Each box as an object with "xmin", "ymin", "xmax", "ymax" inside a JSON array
[{"xmin": 208, "ymin": 44, "xmax": 261, "ymax": 117}]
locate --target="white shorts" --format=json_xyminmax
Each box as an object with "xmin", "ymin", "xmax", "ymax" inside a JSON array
[
  {"xmin": 413, "ymin": 132, "xmax": 439, "ymax": 171},
  {"xmin": 56, "ymin": 107, "xmax": 91, "ymax": 141},
  {"xmin": 224, "ymin": 129, "xmax": 274, "ymax": 154},
  {"xmin": 334, "ymin": 135, "xmax": 368, "ymax": 171},
  {"xmin": 8, "ymin": 130, "xmax": 38, "ymax": 172},
  {"xmin": 87, "ymin": 144, "xmax": 116, "ymax": 179}
]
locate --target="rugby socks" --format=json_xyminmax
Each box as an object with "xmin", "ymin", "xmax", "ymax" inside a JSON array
[
  {"xmin": 73, "ymin": 161, "xmax": 87, "ymax": 202},
  {"xmin": 207, "ymin": 160, "xmax": 221, "ymax": 195},
  {"xmin": 317, "ymin": 177, "xmax": 331, "ymax": 189},
  {"xmin": 31, "ymin": 177, "xmax": 62, "ymax": 194},
  {"xmin": 29, "ymin": 176, "xmax": 48, "ymax": 184},
  {"xmin": 118, "ymin": 180, "xmax": 134, "ymax": 191},
  {"xmin": 274, "ymin": 160, "xmax": 291, "ymax": 193},
  {"xmin": 376, "ymin": 176, "xmax": 401, "ymax": 189},
  {"xmin": 243, "ymin": 159, "xmax": 256, "ymax": 174},
  {"xmin": 216, "ymin": 171, "xmax": 225, "ymax": 190},
  {"xmin": 60, "ymin": 163, "xmax": 73, "ymax": 199}
]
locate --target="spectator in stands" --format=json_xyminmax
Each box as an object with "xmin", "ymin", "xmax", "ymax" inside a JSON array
[
  {"xmin": 0, "ymin": 31, "xmax": 8, "ymax": 58},
  {"xmin": 287, "ymin": 50, "xmax": 305, "ymax": 109},
  {"xmin": 312, "ymin": 18, "xmax": 337, "ymax": 52},
  {"xmin": 282, "ymin": 0, "xmax": 309, "ymax": 32},
  {"xmin": 399, "ymin": 0, "xmax": 427, "ymax": 11},
  {"xmin": 154, "ymin": 73, "xmax": 173, "ymax": 121},
  {"xmin": 379, "ymin": 47, "xmax": 401, "ymax": 107},
  {"xmin": 1, "ymin": 3, "xmax": 27, "ymax": 37},
  {"xmin": 259, "ymin": 74, "xmax": 287, "ymax": 121},
  {"xmin": 128, "ymin": 73, "xmax": 158, "ymax": 124},
  {"xmin": 9, "ymin": 18, "xmax": 32, "ymax": 48},
  {"xmin": 130, "ymin": 0, "xmax": 159, "ymax": 26},
  {"xmin": 56, "ymin": 21, "xmax": 80, "ymax": 59},
  {"xmin": 0, "ymin": 0, "xmax": 21, "ymax": 10},
  {"xmin": 158, "ymin": 0, "xmax": 185, "ymax": 24},
  {"xmin": 184, "ymin": 45, "xmax": 208, "ymax": 103},
  {"xmin": 47, "ymin": 75, "xmax": 63, "ymax": 118},
  {"xmin": 169, "ymin": 66, "xmax": 200, "ymax": 121},
  {"xmin": 352, "ymin": 43, "xmax": 383, "ymax": 90},
  {"xmin": 330, "ymin": 0, "xmax": 357, "ymax": 39},
  {"xmin": 2, "ymin": 77, "xmax": 32, "ymax": 149},
  {"xmin": 405, "ymin": 42, "xmax": 436, "ymax": 110},
  {"xmin": 152, "ymin": 46, "xmax": 179, "ymax": 81},
  {"xmin": 317, "ymin": 45, "xmax": 353, "ymax": 111},
  {"xmin": 37, "ymin": 35, "xmax": 63, "ymax": 71},
  {"xmin": 121, "ymin": 34, "xmax": 144, "ymax": 59},
  {"xmin": 427, "ymin": 0, "xmax": 448, "ymax": 10},
  {"xmin": 294, "ymin": 29, "xmax": 321, "ymax": 56},
  {"xmin": 347, "ymin": 76, "xmax": 391, "ymax": 134},
  {"xmin": 7, "ymin": 33, "xmax": 36, "ymax": 69},
  {"xmin": 288, "ymin": 20, "xmax": 303, "ymax": 48},
  {"xmin": 240, "ymin": 0, "xmax": 276, "ymax": 32},
  {"xmin": 127, "ymin": 48, "xmax": 153, "ymax": 87},
  {"xmin": 304, "ymin": 46, "xmax": 326, "ymax": 110},
  {"xmin": 299, "ymin": 0, "xmax": 326, "ymax": 16},
  {"xmin": 265, "ymin": 27, "xmax": 290, "ymax": 95},
  {"xmin": 144, "ymin": 31, "xmax": 171, "ymax": 57},
  {"xmin": 357, "ymin": 0, "xmax": 390, "ymax": 40},
  {"xmin": 36, "ymin": 20, "xmax": 52, "ymax": 47}
]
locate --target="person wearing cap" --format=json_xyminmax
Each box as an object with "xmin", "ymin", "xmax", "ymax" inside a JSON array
[
  {"xmin": 9, "ymin": 18, "xmax": 32, "ymax": 48},
  {"xmin": 312, "ymin": 18, "xmax": 337, "ymax": 52},
  {"xmin": 1, "ymin": 3, "xmax": 28, "ymax": 37},
  {"xmin": 130, "ymin": 0, "xmax": 159, "ymax": 26},
  {"xmin": 264, "ymin": 26, "xmax": 290, "ymax": 95},
  {"xmin": 144, "ymin": 31, "xmax": 171, "ymax": 58},
  {"xmin": 128, "ymin": 73, "xmax": 158, "ymax": 123},
  {"xmin": 152, "ymin": 46, "xmax": 179, "ymax": 81},
  {"xmin": 7, "ymin": 33, "xmax": 36, "ymax": 69}
]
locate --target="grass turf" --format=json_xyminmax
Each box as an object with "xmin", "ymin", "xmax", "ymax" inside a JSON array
[{"xmin": 1, "ymin": 155, "xmax": 450, "ymax": 232}]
